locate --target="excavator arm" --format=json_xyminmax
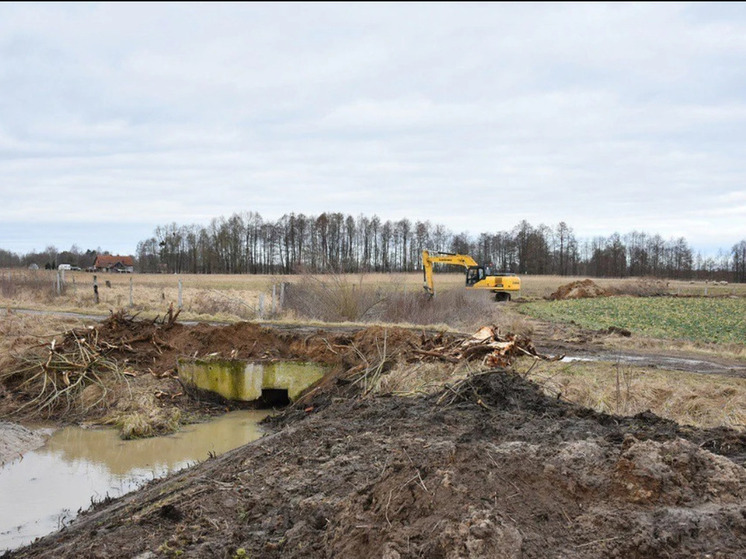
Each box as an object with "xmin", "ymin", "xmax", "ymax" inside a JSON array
[{"xmin": 422, "ymin": 250, "xmax": 478, "ymax": 296}]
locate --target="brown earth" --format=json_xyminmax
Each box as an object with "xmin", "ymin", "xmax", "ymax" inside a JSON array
[
  {"xmin": 2, "ymin": 315, "xmax": 746, "ymax": 558},
  {"xmin": 0, "ymin": 421, "xmax": 52, "ymax": 465},
  {"xmin": 5, "ymin": 371, "xmax": 746, "ymax": 559},
  {"xmin": 549, "ymin": 279, "xmax": 612, "ymax": 301}
]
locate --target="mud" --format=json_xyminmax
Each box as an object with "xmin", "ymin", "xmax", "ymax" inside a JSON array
[
  {"xmin": 5, "ymin": 371, "xmax": 745, "ymax": 558},
  {"xmin": 0, "ymin": 422, "xmax": 52, "ymax": 465}
]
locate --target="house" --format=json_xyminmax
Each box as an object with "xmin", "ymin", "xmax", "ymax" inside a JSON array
[{"xmin": 93, "ymin": 255, "xmax": 135, "ymax": 273}]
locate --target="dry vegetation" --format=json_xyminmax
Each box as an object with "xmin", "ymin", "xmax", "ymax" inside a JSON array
[
  {"xmin": 520, "ymin": 358, "xmax": 746, "ymax": 430},
  {"xmin": 2, "ymin": 268, "xmax": 745, "ymax": 321}
]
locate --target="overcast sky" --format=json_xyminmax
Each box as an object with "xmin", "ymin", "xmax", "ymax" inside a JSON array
[{"xmin": 1, "ymin": 2, "xmax": 745, "ymax": 256}]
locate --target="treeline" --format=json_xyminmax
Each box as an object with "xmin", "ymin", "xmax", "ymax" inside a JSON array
[
  {"xmin": 134, "ymin": 212, "xmax": 746, "ymax": 282},
  {"xmin": 0, "ymin": 245, "xmax": 102, "ymax": 270}
]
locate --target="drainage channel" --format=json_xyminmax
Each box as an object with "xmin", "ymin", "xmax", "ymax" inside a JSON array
[{"xmin": 0, "ymin": 410, "xmax": 269, "ymax": 553}]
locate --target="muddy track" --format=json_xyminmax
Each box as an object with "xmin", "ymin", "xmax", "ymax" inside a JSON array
[{"xmin": 529, "ymin": 318, "xmax": 746, "ymax": 379}]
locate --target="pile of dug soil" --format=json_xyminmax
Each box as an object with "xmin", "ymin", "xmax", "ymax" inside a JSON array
[
  {"xmin": 549, "ymin": 279, "xmax": 612, "ymax": 300},
  {"xmin": 10, "ymin": 371, "xmax": 745, "ymax": 558}
]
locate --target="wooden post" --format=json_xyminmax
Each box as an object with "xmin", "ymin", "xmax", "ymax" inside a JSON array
[
  {"xmin": 279, "ymin": 282, "xmax": 285, "ymax": 310},
  {"xmin": 178, "ymin": 277, "xmax": 183, "ymax": 309},
  {"xmin": 93, "ymin": 275, "xmax": 99, "ymax": 304},
  {"xmin": 259, "ymin": 294, "xmax": 265, "ymax": 318},
  {"xmin": 704, "ymin": 286, "xmax": 708, "ymax": 297},
  {"xmin": 56, "ymin": 271, "xmax": 61, "ymax": 296},
  {"xmin": 129, "ymin": 276, "xmax": 134, "ymax": 307},
  {"xmin": 271, "ymin": 284, "xmax": 277, "ymax": 315}
]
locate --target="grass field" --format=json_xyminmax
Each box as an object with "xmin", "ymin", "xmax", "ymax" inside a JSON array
[{"xmin": 520, "ymin": 296, "xmax": 746, "ymax": 345}]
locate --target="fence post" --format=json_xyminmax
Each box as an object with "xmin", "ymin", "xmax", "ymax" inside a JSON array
[
  {"xmin": 93, "ymin": 275, "xmax": 99, "ymax": 304},
  {"xmin": 129, "ymin": 276, "xmax": 134, "ymax": 307},
  {"xmin": 704, "ymin": 286, "xmax": 708, "ymax": 297},
  {"xmin": 56, "ymin": 271, "xmax": 61, "ymax": 296},
  {"xmin": 279, "ymin": 282, "xmax": 285, "ymax": 311},
  {"xmin": 272, "ymin": 284, "xmax": 277, "ymax": 315},
  {"xmin": 178, "ymin": 277, "xmax": 183, "ymax": 309},
  {"xmin": 259, "ymin": 294, "xmax": 265, "ymax": 318}
]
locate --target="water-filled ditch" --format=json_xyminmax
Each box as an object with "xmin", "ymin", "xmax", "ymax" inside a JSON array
[{"xmin": 0, "ymin": 410, "xmax": 269, "ymax": 552}]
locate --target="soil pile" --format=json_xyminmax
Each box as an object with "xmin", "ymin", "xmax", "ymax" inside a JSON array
[
  {"xmin": 8, "ymin": 371, "xmax": 745, "ymax": 558},
  {"xmin": 549, "ymin": 279, "xmax": 612, "ymax": 300}
]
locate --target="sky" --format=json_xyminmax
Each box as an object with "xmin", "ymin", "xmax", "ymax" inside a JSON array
[{"xmin": 1, "ymin": 2, "xmax": 745, "ymax": 256}]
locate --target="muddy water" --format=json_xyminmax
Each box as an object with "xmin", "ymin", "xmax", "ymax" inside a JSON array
[
  {"xmin": 0, "ymin": 410, "xmax": 269, "ymax": 552},
  {"xmin": 562, "ymin": 353, "xmax": 746, "ymax": 378}
]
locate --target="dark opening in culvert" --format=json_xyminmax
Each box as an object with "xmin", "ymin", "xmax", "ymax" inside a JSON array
[{"xmin": 261, "ymin": 388, "xmax": 291, "ymax": 407}]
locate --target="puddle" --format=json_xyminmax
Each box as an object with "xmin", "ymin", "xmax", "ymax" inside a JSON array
[
  {"xmin": 0, "ymin": 410, "xmax": 269, "ymax": 552},
  {"xmin": 561, "ymin": 354, "xmax": 746, "ymax": 377}
]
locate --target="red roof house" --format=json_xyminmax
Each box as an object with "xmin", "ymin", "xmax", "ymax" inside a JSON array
[{"xmin": 93, "ymin": 255, "xmax": 135, "ymax": 273}]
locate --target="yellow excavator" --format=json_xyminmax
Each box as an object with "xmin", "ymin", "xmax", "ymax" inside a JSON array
[{"xmin": 422, "ymin": 250, "xmax": 521, "ymax": 301}]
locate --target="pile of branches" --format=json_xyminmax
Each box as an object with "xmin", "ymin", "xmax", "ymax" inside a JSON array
[
  {"xmin": 1, "ymin": 308, "xmax": 181, "ymax": 419},
  {"xmin": 413, "ymin": 325, "xmax": 563, "ymax": 368},
  {"xmin": 1, "ymin": 327, "xmax": 125, "ymax": 419}
]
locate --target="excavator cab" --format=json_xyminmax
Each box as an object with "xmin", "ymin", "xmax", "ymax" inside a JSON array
[{"xmin": 465, "ymin": 266, "xmax": 485, "ymax": 286}]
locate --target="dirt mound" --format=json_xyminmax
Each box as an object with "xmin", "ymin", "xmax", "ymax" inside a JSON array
[
  {"xmin": 10, "ymin": 371, "xmax": 745, "ymax": 558},
  {"xmin": 550, "ymin": 279, "xmax": 612, "ymax": 300}
]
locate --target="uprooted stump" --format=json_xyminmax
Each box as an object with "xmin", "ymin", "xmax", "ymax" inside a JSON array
[{"xmin": 412, "ymin": 325, "xmax": 563, "ymax": 368}]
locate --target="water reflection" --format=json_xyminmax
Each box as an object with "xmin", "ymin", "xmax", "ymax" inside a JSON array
[{"xmin": 0, "ymin": 410, "xmax": 269, "ymax": 552}]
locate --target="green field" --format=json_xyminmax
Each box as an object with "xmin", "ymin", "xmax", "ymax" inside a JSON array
[{"xmin": 520, "ymin": 296, "xmax": 746, "ymax": 344}]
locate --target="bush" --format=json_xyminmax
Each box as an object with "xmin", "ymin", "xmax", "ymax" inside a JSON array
[{"xmin": 283, "ymin": 273, "xmax": 508, "ymax": 330}]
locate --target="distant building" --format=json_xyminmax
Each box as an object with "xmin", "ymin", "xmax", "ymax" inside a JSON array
[
  {"xmin": 93, "ymin": 255, "xmax": 135, "ymax": 273},
  {"xmin": 28, "ymin": 263, "xmax": 39, "ymax": 270}
]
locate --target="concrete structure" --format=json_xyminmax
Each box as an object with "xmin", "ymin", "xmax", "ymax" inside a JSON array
[{"xmin": 177, "ymin": 358, "xmax": 328, "ymax": 402}]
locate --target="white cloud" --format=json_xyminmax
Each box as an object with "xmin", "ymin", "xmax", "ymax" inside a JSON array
[{"xmin": 1, "ymin": 3, "xmax": 746, "ymax": 255}]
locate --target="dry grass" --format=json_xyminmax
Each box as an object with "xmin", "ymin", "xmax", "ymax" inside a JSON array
[
  {"xmin": 106, "ymin": 393, "xmax": 183, "ymax": 440},
  {"xmin": 281, "ymin": 273, "xmax": 535, "ymax": 332},
  {"xmin": 3, "ymin": 268, "xmax": 743, "ymax": 324},
  {"xmin": 376, "ymin": 360, "xmax": 475, "ymax": 396},
  {"xmin": 521, "ymin": 358, "xmax": 746, "ymax": 430}
]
